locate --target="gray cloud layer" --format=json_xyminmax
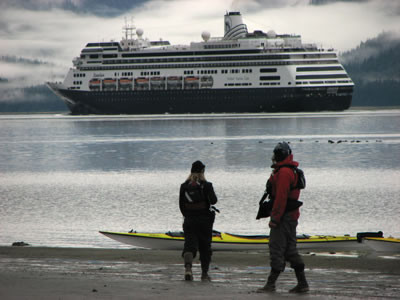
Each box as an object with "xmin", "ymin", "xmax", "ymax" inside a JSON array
[
  {"xmin": 0, "ymin": 0, "xmax": 399, "ymax": 92},
  {"xmin": 0, "ymin": 0, "xmax": 147, "ymax": 17}
]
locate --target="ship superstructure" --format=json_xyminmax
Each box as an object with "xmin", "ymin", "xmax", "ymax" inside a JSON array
[{"xmin": 47, "ymin": 12, "xmax": 353, "ymax": 114}]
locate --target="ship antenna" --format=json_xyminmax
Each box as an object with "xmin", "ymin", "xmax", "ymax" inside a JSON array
[
  {"xmin": 122, "ymin": 16, "xmax": 136, "ymax": 41},
  {"xmin": 124, "ymin": 16, "xmax": 128, "ymax": 40}
]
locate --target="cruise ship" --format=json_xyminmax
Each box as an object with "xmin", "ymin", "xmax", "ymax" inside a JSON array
[{"xmin": 47, "ymin": 12, "xmax": 354, "ymax": 114}]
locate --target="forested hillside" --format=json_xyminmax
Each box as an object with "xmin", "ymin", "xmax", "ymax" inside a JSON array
[{"xmin": 341, "ymin": 32, "xmax": 400, "ymax": 106}]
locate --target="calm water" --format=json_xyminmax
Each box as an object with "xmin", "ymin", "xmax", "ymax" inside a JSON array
[{"xmin": 0, "ymin": 110, "xmax": 399, "ymax": 248}]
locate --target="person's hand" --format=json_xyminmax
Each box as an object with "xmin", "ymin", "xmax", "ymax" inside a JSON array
[{"xmin": 269, "ymin": 221, "xmax": 277, "ymax": 228}]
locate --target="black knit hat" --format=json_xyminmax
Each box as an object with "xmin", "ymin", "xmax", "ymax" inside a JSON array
[
  {"xmin": 191, "ymin": 160, "xmax": 205, "ymax": 173},
  {"xmin": 273, "ymin": 142, "xmax": 292, "ymax": 162}
]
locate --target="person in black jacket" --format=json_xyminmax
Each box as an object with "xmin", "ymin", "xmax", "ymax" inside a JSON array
[{"xmin": 179, "ymin": 160, "xmax": 218, "ymax": 281}]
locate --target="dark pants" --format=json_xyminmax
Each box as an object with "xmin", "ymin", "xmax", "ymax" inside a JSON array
[
  {"xmin": 183, "ymin": 213, "xmax": 215, "ymax": 273},
  {"xmin": 269, "ymin": 214, "xmax": 304, "ymax": 272}
]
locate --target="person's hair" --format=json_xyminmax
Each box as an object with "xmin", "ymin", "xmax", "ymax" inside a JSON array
[{"xmin": 187, "ymin": 172, "xmax": 206, "ymax": 182}]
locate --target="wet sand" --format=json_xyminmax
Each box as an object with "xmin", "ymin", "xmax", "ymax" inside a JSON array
[{"xmin": 0, "ymin": 246, "xmax": 399, "ymax": 299}]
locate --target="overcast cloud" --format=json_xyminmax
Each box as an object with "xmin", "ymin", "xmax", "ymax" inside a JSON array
[{"xmin": 0, "ymin": 0, "xmax": 399, "ymax": 89}]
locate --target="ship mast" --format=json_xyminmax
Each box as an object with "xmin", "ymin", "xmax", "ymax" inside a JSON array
[{"xmin": 122, "ymin": 17, "xmax": 136, "ymax": 49}]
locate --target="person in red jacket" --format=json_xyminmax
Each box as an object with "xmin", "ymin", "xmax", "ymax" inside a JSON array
[{"xmin": 257, "ymin": 142, "xmax": 309, "ymax": 293}]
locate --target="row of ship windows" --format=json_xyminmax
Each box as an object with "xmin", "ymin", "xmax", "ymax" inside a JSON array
[
  {"xmin": 204, "ymin": 44, "xmax": 240, "ymax": 49},
  {"xmin": 224, "ymin": 83, "xmax": 253, "ymax": 86},
  {"xmin": 199, "ymin": 69, "xmax": 217, "ymax": 74},
  {"xmin": 297, "ymin": 66, "xmax": 343, "ymax": 72},
  {"xmin": 184, "ymin": 70, "xmax": 218, "ymax": 75},
  {"xmin": 104, "ymin": 68, "xmax": 277, "ymax": 78},
  {"xmin": 296, "ymin": 80, "xmax": 352, "ymax": 85},
  {"xmin": 221, "ymin": 69, "xmax": 253, "ymax": 74},
  {"xmin": 258, "ymin": 75, "xmax": 348, "ymax": 81},
  {"xmin": 85, "ymin": 42, "xmax": 120, "ymax": 48},
  {"xmin": 260, "ymin": 82, "xmax": 281, "ymax": 86},
  {"xmin": 101, "ymin": 55, "xmax": 337, "ymax": 64},
  {"xmin": 82, "ymin": 53, "xmax": 337, "ymax": 62},
  {"xmin": 140, "ymin": 71, "xmax": 161, "ymax": 76},
  {"xmin": 111, "ymin": 49, "xmax": 332, "ymax": 58},
  {"xmin": 81, "ymin": 60, "xmax": 340, "ymax": 71},
  {"xmin": 73, "ymin": 81, "xmax": 82, "ymax": 85},
  {"xmin": 296, "ymin": 74, "xmax": 348, "ymax": 80},
  {"xmin": 79, "ymin": 66, "xmax": 342, "ymax": 78},
  {"xmin": 185, "ymin": 69, "xmax": 251, "ymax": 75}
]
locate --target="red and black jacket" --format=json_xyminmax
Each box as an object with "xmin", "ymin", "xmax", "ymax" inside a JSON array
[{"xmin": 269, "ymin": 154, "xmax": 301, "ymax": 224}]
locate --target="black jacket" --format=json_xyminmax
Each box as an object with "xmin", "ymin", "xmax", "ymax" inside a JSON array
[{"xmin": 179, "ymin": 180, "xmax": 218, "ymax": 217}]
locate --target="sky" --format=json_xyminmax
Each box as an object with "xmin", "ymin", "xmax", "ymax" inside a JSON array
[{"xmin": 0, "ymin": 0, "xmax": 399, "ymax": 89}]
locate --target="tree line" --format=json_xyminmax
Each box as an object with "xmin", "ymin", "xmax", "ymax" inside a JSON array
[{"xmin": 341, "ymin": 32, "xmax": 400, "ymax": 107}]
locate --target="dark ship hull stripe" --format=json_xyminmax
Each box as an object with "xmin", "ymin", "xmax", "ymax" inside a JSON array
[{"xmin": 58, "ymin": 86, "xmax": 353, "ymax": 115}]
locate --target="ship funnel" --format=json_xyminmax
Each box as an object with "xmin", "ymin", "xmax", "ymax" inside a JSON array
[{"xmin": 224, "ymin": 12, "xmax": 248, "ymax": 39}]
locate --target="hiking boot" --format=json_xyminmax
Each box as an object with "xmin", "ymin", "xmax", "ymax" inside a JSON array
[
  {"xmin": 201, "ymin": 273, "xmax": 211, "ymax": 282},
  {"xmin": 289, "ymin": 269, "xmax": 309, "ymax": 293},
  {"xmin": 256, "ymin": 283, "xmax": 276, "ymax": 293},
  {"xmin": 183, "ymin": 252, "xmax": 193, "ymax": 281},
  {"xmin": 289, "ymin": 283, "xmax": 309, "ymax": 293},
  {"xmin": 256, "ymin": 269, "xmax": 280, "ymax": 293},
  {"xmin": 184, "ymin": 268, "xmax": 193, "ymax": 281}
]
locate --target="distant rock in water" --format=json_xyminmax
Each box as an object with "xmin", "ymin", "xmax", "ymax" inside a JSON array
[{"xmin": 12, "ymin": 241, "xmax": 30, "ymax": 247}]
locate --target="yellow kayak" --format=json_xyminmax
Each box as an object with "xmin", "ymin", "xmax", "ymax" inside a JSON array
[
  {"xmin": 99, "ymin": 230, "xmax": 363, "ymax": 251},
  {"xmin": 362, "ymin": 237, "xmax": 400, "ymax": 252}
]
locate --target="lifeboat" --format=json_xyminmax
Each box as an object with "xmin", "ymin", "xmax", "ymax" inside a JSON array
[
  {"xmin": 135, "ymin": 77, "xmax": 149, "ymax": 84},
  {"xmin": 150, "ymin": 77, "xmax": 166, "ymax": 90},
  {"xmin": 103, "ymin": 78, "xmax": 116, "ymax": 85},
  {"xmin": 167, "ymin": 76, "xmax": 182, "ymax": 83},
  {"xmin": 119, "ymin": 77, "xmax": 133, "ymax": 85},
  {"xmin": 184, "ymin": 76, "xmax": 200, "ymax": 89},
  {"xmin": 150, "ymin": 77, "xmax": 166, "ymax": 84},
  {"xmin": 167, "ymin": 76, "xmax": 183, "ymax": 90},
  {"xmin": 184, "ymin": 76, "xmax": 199, "ymax": 82},
  {"xmin": 89, "ymin": 78, "xmax": 101, "ymax": 90},
  {"xmin": 102, "ymin": 78, "xmax": 117, "ymax": 91},
  {"xmin": 118, "ymin": 77, "xmax": 133, "ymax": 91},
  {"xmin": 135, "ymin": 77, "xmax": 150, "ymax": 90}
]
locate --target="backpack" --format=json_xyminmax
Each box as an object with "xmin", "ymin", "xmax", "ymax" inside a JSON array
[
  {"xmin": 183, "ymin": 181, "xmax": 206, "ymax": 204},
  {"xmin": 278, "ymin": 165, "xmax": 306, "ymax": 190},
  {"xmin": 292, "ymin": 167, "xmax": 306, "ymax": 190}
]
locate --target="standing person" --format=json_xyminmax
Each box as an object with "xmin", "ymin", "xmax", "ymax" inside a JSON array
[
  {"xmin": 257, "ymin": 142, "xmax": 309, "ymax": 293},
  {"xmin": 179, "ymin": 160, "xmax": 218, "ymax": 281}
]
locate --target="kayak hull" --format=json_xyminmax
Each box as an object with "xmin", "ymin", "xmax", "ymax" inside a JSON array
[
  {"xmin": 100, "ymin": 231, "xmax": 364, "ymax": 251},
  {"xmin": 363, "ymin": 237, "xmax": 400, "ymax": 252}
]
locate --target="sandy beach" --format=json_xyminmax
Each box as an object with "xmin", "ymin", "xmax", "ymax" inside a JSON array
[{"xmin": 0, "ymin": 246, "xmax": 399, "ymax": 299}]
